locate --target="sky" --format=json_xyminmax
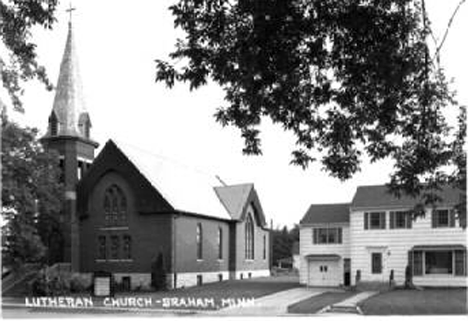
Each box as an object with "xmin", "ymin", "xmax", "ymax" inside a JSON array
[{"xmin": 6, "ymin": 0, "xmax": 468, "ymax": 229}]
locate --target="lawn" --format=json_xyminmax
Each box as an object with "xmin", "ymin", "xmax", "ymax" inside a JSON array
[
  {"xmin": 114, "ymin": 276, "xmax": 301, "ymax": 311},
  {"xmin": 287, "ymin": 291, "xmax": 355, "ymax": 314},
  {"xmin": 359, "ymin": 288, "xmax": 468, "ymax": 315}
]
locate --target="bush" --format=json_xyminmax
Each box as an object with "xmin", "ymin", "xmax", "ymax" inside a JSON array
[{"xmin": 151, "ymin": 252, "xmax": 167, "ymax": 291}]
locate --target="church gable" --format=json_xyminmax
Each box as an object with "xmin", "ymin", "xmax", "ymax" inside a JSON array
[
  {"xmin": 216, "ymin": 184, "xmax": 267, "ymax": 228},
  {"xmin": 77, "ymin": 140, "xmax": 173, "ymax": 217}
]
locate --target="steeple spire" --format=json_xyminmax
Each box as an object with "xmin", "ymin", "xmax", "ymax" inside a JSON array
[{"xmin": 47, "ymin": 9, "xmax": 92, "ymax": 139}]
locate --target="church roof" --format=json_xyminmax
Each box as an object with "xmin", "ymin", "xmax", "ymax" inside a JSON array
[
  {"xmin": 214, "ymin": 184, "xmax": 253, "ymax": 220},
  {"xmin": 49, "ymin": 22, "xmax": 89, "ymax": 137},
  {"xmin": 112, "ymin": 140, "xmax": 233, "ymax": 220}
]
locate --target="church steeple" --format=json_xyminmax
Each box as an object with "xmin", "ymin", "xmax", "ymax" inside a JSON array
[
  {"xmin": 41, "ymin": 10, "xmax": 98, "ymax": 271},
  {"xmin": 46, "ymin": 18, "xmax": 92, "ymax": 139}
]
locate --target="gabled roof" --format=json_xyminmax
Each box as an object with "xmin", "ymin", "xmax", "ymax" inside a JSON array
[
  {"xmin": 112, "ymin": 140, "xmax": 232, "ymax": 220},
  {"xmin": 214, "ymin": 184, "xmax": 253, "ymax": 220},
  {"xmin": 300, "ymin": 203, "xmax": 350, "ymax": 225},
  {"xmin": 351, "ymin": 185, "xmax": 461, "ymax": 209}
]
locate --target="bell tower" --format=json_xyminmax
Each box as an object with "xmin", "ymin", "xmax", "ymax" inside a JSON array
[{"xmin": 41, "ymin": 9, "xmax": 98, "ymax": 271}]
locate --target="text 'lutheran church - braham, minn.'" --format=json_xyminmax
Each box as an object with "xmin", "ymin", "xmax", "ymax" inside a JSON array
[{"xmin": 40, "ymin": 17, "xmax": 270, "ymax": 291}]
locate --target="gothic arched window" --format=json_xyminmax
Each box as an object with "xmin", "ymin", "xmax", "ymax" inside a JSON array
[
  {"xmin": 103, "ymin": 185, "xmax": 127, "ymax": 226},
  {"xmin": 245, "ymin": 214, "xmax": 254, "ymax": 260}
]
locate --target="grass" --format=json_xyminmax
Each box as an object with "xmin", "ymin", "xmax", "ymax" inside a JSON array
[
  {"xmin": 287, "ymin": 291, "xmax": 355, "ymax": 314},
  {"xmin": 359, "ymin": 288, "xmax": 468, "ymax": 315},
  {"xmin": 108, "ymin": 276, "xmax": 301, "ymax": 311}
]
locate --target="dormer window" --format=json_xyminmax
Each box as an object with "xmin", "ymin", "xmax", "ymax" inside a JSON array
[
  {"xmin": 78, "ymin": 113, "xmax": 91, "ymax": 138},
  {"xmin": 49, "ymin": 112, "xmax": 58, "ymax": 136}
]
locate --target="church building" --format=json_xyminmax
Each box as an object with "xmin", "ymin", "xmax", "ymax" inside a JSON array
[{"xmin": 41, "ymin": 19, "xmax": 270, "ymax": 290}]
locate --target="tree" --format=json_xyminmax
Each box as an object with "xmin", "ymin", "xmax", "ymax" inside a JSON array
[
  {"xmin": 0, "ymin": 0, "xmax": 58, "ymax": 112},
  {"xmin": 1, "ymin": 114, "xmax": 63, "ymax": 268},
  {"xmin": 156, "ymin": 0, "xmax": 466, "ymax": 224}
]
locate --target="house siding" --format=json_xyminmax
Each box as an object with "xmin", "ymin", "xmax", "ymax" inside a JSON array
[
  {"xmin": 350, "ymin": 207, "xmax": 467, "ymax": 287},
  {"xmin": 299, "ymin": 223, "xmax": 350, "ymax": 285}
]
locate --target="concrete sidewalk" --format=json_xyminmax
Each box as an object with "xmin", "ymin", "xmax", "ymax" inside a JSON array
[
  {"xmin": 325, "ymin": 291, "xmax": 378, "ymax": 314},
  {"xmin": 216, "ymin": 287, "xmax": 329, "ymax": 316}
]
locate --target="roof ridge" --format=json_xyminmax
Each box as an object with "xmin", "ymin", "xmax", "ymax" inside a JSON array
[{"xmin": 111, "ymin": 139, "xmax": 225, "ymax": 183}]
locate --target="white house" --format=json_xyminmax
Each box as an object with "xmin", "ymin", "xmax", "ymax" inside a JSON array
[{"xmin": 299, "ymin": 185, "xmax": 467, "ymax": 288}]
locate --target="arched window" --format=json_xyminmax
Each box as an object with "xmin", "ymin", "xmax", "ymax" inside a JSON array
[
  {"xmin": 245, "ymin": 214, "xmax": 254, "ymax": 260},
  {"xmin": 197, "ymin": 223, "xmax": 203, "ymax": 260},
  {"xmin": 103, "ymin": 185, "xmax": 127, "ymax": 226}
]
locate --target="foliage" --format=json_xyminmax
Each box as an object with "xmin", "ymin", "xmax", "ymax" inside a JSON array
[
  {"xmin": 156, "ymin": 0, "xmax": 466, "ymax": 224},
  {"xmin": 0, "ymin": 0, "xmax": 58, "ymax": 111},
  {"xmin": 271, "ymin": 224, "xmax": 299, "ymax": 266},
  {"xmin": 1, "ymin": 114, "xmax": 63, "ymax": 268}
]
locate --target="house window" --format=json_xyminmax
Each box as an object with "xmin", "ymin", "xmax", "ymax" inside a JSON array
[
  {"xmin": 313, "ymin": 228, "xmax": 342, "ymax": 244},
  {"xmin": 413, "ymin": 250, "xmax": 466, "ymax": 276},
  {"xmin": 110, "ymin": 235, "xmax": 119, "ymax": 259},
  {"xmin": 98, "ymin": 236, "xmax": 106, "ymax": 260},
  {"xmin": 364, "ymin": 212, "xmax": 386, "ymax": 230},
  {"xmin": 104, "ymin": 185, "xmax": 127, "ymax": 226},
  {"xmin": 245, "ymin": 214, "xmax": 255, "ymax": 260},
  {"xmin": 263, "ymin": 235, "xmax": 267, "ymax": 260},
  {"xmin": 455, "ymin": 251, "xmax": 467, "ymax": 276},
  {"xmin": 390, "ymin": 211, "xmax": 412, "ymax": 229},
  {"xmin": 123, "ymin": 235, "xmax": 132, "ymax": 259},
  {"xmin": 197, "ymin": 223, "xmax": 203, "ymax": 260},
  {"xmin": 432, "ymin": 209, "xmax": 455, "ymax": 228},
  {"xmin": 425, "ymin": 251, "xmax": 453, "ymax": 274},
  {"xmin": 371, "ymin": 253, "xmax": 382, "ymax": 274},
  {"xmin": 218, "ymin": 227, "xmax": 223, "ymax": 260}
]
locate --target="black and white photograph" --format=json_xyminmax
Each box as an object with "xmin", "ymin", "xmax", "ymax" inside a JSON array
[{"xmin": 1, "ymin": 0, "xmax": 467, "ymax": 318}]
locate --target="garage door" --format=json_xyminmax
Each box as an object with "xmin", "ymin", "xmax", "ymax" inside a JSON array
[{"xmin": 307, "ymin": 260, "xmax": 340, "ymax": 287}]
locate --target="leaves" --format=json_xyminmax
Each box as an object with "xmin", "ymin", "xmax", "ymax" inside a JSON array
[
  {"xmin": 1, "ymin": 114, "xmax": 63, "ymax": 267},
  {"xmin": 0, "ymin": 0, "xmax": 58, "ymax": 111},
  {"xmin": 157, "ymin": 0, "xmax": 465, "ymax": 224}
]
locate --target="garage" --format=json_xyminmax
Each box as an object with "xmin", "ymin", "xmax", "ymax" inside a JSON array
[{"xmin": 306, "ymin": 254, "xmax": 341, "ymax": 287}]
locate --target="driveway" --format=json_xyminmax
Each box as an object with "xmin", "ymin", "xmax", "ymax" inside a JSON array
[{"xmin": 216, "ymin": 287, "xmax": 329, "ymax": 316}]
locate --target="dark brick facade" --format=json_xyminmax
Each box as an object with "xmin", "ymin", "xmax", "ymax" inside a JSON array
[{"xmin": 76, "ymin": 140, "xmax": 270, "ymax": 287}]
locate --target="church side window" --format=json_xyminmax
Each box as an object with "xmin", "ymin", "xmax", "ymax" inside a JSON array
[
  {"xmin": 197, "ymin": 223, "xmax": 203, "ymax": 260},
  {"xmin": 103, "ymin": 185, "xmax": 127, "ymax": 226},
  {"xmin": 218, "ymin": 227, "xmax": 223, "ymax": 260},
  {"xmin": 245, "ymin": 214, "xmax": 254, "ymax": 260}
]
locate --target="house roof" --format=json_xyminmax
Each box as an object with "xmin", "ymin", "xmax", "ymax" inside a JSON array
[
  {"xmin": 351, "ymin": 185, "xmax": 461, "ymax": 209},
  {"xmin": 300, "ymin": 203, "xmax": 350, "ymax": 225},
  {"xmin": 214, "ymin": 184, "xmax": 253, "ymax": 220},
  {"xmin": 112, "ymin": 140, "xmax": 232, "ymax": 220}
]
